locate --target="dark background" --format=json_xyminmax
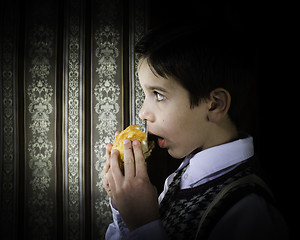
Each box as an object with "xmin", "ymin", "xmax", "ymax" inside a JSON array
[{"xmin": 145, "ymin": 1, "xmax": 296, "ymax": 239}]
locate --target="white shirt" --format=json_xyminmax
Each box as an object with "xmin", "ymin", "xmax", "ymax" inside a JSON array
[
  {"xmin": 158, "ymin": 136, "xmax": 254, "ymax": 203},
  {"xmin": 106, "ymin": 136, "xmax": 288, "ymax": 240}
]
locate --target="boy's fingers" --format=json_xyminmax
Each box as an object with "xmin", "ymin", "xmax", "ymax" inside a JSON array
[
  {"xmin": 103, "ymin": 169, "xmax": 114, "ymax": 198},
  {"xmin": 132, "ymin": 140, "xmax": 148, "ymax": 178},
  {"xmin": 110, "ymin": 149, "xmax": 123, "ymax": 187},
  {"xmin": 104, "ymin": 143, "xmax": 113, "ymax": 174},
  {"xmin": 123, "ymin": 140, "xmax": 135, "ymax": 179},
  {"xmin": 115, "ymin": 131, "xmax": 121, "ymax": 137},
  {"xmin": 106, "ymin": 143, "xmax": 113, "ymax": 161}
]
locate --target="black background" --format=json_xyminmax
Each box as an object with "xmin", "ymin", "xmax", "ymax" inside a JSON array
[{"xmin": 146, "ymin": 1, "xmax": 296, "ymax": 239}]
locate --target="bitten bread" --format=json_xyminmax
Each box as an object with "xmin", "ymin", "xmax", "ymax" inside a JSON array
[{"xmin": 112, "ymin": 125, "xmax": 155, "ymax": 170}]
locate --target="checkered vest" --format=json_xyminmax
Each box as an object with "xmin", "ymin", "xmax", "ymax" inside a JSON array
[{"xmin": 159, "ymin": 158, "xmax": 273, "ymax": 240}]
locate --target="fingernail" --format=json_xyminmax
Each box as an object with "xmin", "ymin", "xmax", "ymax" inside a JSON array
[
  {"xmin": 133, "ymin": 140, "xmax": 140, "ymax": 146},
  {"xmin": 112, "ymin": 149, "xmax": 118, "ymax": 154},
  {"xmin": 123, "ymin": 139, "xmax": 131, "ymax": 144}
]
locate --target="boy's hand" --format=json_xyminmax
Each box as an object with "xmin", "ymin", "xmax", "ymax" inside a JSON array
[{"xmin": 103, "ymin": 137, "xmax": 159, "ymax": 231}]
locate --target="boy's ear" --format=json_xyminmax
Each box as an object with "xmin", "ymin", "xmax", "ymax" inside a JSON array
[{"xmin": 207, "ymin": 88, "xmax": 231, "ymax": 123}]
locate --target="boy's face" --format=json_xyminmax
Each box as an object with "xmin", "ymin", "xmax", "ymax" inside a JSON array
[{"xmin": 138, "ymin": 59, "xmax": 213, "ymax": 159}]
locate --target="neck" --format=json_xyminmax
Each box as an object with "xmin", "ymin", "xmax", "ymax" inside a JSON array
[{"xmin": 202, "ymin": 117, "xmax": 238, "ymax": 151}]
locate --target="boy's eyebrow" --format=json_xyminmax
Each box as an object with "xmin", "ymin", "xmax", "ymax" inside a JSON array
[{"xmin": 148, "ymin": 85, "xmax": 168, "ymax": 93}]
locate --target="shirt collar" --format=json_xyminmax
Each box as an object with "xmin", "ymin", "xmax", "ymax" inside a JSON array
[{"xmin": 177, "ymin": 136, "xmax": 254, "ymax": 187}]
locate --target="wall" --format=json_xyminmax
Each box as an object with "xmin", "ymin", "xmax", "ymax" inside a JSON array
[
  {"xmin": 2, "ymin": 1, "xmax": 282, "ymax": 239},
  {"xmin": 0, "ymin": 0, "xmax": 147, "ymax": 239}
]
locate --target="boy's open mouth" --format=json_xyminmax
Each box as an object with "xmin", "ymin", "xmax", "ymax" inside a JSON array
[
  {"xmin": 157, "ymin": 137, "xmax": 165, "ymax": 148},
  {"xmin": 148, "ymin": 132, "xmax": 166, "ymax": 148}
]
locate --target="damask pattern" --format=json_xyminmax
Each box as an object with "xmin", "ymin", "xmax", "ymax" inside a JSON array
[
  {"xmin": 131, "ymin": 0, "xmax": 146, "ymax": 131},
  {"xmin": 64, "ymin": 0, "xmax": 84, "ymax": 238},
  {"xmin": 0, "ymin": 1, "xmax": 147, "ymax": 240},
  {"xmin": 92, "ymin": 0, "xmax": 122, "ymax": 238},
  {"xmin": 0, "ymin": 4, "xmax": 17, "ymax": 238},
  {"xmin": 26, "ymin": 25, "xmax": 55, "ymax": 239}
]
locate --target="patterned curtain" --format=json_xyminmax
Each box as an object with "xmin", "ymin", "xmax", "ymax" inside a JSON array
[{"xmin": 0, "ymin": 0, "xmax": 147, "ymax": 239}]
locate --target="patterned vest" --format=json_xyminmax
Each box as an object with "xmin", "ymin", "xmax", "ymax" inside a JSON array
[{"xmin": 159, "ymin": 158, "xmax": 273, "ymax": 240}]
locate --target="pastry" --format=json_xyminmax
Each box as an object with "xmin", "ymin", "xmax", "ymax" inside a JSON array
[{"xmin": 112, "ymin": 125, "xmax": 155, "ymax": 170}]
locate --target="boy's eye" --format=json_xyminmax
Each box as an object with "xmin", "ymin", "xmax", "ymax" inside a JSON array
[{"xmin": 154, "ymin": 91, "xmax": 165, "ymax": 102}]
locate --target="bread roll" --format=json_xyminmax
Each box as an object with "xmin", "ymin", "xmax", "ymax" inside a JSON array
[{"xmin": 111, "ymin": 125, "xmax": 155, "ymax": 170}]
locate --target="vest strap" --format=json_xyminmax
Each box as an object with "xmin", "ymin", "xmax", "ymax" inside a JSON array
[{"xmin": 194, "ymin": 174, "xmax": 274, "ymax": 239}]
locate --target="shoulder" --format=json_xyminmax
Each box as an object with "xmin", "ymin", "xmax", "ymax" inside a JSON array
[{"xmin": 208, "ymin": 193, "xmax": 289, "ymax": 240}]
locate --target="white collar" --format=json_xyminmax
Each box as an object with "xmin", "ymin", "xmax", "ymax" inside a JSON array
[{"xmin": 177, "ymin": 136, "xmax": 254, "ymax": 189}]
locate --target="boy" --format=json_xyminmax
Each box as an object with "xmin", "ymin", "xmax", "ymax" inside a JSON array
[{"xmin": 102, "ymin": 24, "xmax": 288, "ymax": 239}]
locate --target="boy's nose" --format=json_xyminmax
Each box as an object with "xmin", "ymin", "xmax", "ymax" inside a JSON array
[{"xmin": 138, "ymin": 102, "xmax": 154, "ymax": 122}]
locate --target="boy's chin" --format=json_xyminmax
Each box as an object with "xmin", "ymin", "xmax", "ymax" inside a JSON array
[{"xmin": 167, "ymin": 148, "xmax": 187, "ymax": 159}]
